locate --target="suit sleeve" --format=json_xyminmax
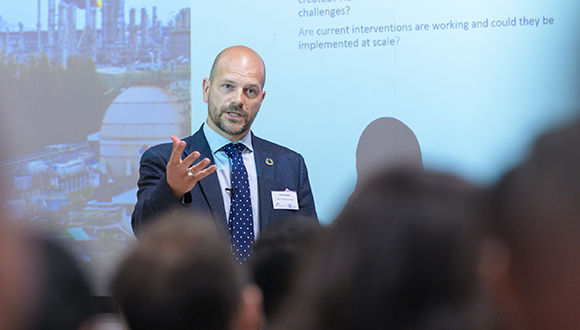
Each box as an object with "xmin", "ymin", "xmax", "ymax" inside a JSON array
[
  {"xmin": 131, "ymin": 147, "xmax": 187, "ymax": 235},
  {"xmin": 297, "ymin": 154, "xmax": 318, "ymax": 221}
]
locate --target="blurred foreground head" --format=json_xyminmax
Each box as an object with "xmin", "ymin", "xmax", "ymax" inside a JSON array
[
  {"xmin": 484, "ymin": 117, "xmax": 580, "ymax": 330},
  {"xmin": 1, "ymin": 220, "xmax": 96, "ymax": 330},
  {"xmin": 30, "ymin": 237, "xmax": 96, "ymax": 330},
  {"xmin": 112, "ymin": 214, "xmax": 263, "ymax": 330},
  {"xmin": 273, "ymin": 168, "xmax": 490, "ymax": 330},
  {"xmin": 248, "ymin": 217, "xmax": 321, "ymax": 322},
  {"xmin": 0, "ymin": 220, "xmax": 40, "ymax": 330}
]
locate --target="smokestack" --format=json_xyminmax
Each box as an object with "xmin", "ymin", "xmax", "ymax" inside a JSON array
[
  {"xmin": 152, "ymin": 6, "xmax": 157, "ymax": 36},
  {"xmin": 48, "ymin": 0, "xmax": 56, "ymax": 48},
  {"xmin": 58, "ymin": 1, "xmax": 68, "ymax": 64},
  {"xmin": 67, "ymin": 3, "xmax": 77, "ymax": 56},
  {"xmin": 129, "ymin": 7, "xmax": 136, "ymax": 47},
  {"xmin": 84, "ymin": 0, "xmax": 91, "ymax": 55},
  {"xmin": 140, "ymin": 7, "xmax": 148, "ymax": 46},
  {"xmin": 85, "ymin": 0, "xmax": 91, "ymax": 30},
  {"xmin": 37, "ymin": 0, "xmax": 42, "ymax": 52}
]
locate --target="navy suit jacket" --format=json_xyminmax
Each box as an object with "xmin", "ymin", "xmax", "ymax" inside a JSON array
[{"xmin": 131, "ymin": 126, "xmax": 318, "ymax": 235}]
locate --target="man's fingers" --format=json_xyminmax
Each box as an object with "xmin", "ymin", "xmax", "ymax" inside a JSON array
[
  {"xmin": 186, "ymin": 158, "xmax": 214, "ymax": 178},
  {"xmin": 188, "ymin": 157, "xmax": 211, "ymax": 174},
  {"xmin": 168, "ymin": 135, "xmax": 186, "ymax": 165},
  {"xmin": 182, "ymin": 151, "xmax": 201, "ymax": 167},
  {"xmin": 192, "ymin": 164, "xmax": 217, "ymax": 181}
]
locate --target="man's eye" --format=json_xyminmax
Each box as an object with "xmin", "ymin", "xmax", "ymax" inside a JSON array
[{"xmin": 223, "ymin": 84, "xmax": 233, "ymax": 90}]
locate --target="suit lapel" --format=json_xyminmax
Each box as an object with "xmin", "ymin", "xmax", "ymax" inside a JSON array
[
  {"xmin": 253, "ymin": 135, "xmax": 275, "ymax": 231},
  {"xmin": 183, "ymin": 127, "xmax": 227, "ymax": 228}
]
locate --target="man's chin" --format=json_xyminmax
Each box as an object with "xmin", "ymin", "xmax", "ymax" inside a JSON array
[{"xmin": 220, "ymin": 124, "xmax": 249, "ymax": 138}]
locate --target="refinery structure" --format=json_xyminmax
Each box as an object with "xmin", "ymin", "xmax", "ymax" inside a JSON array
[
  {"xmin": 0, "ymin": 0, "xmax": 191, "ymax": 67},
  {"xmin": 2, "ymin": 85, "xmax": 189, "ymax": 223},
  {"xmin": 0, "ymin": 84, "xmax": 191, "ymax": 293},
  {"xmin": 0, "ymin": 1, "xmax": 192, "ymax": 293}
]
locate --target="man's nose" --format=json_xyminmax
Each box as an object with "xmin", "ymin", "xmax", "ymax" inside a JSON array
[{"xmin": 231, "ymin": 89, "xmax": 244, "ymax": 107}]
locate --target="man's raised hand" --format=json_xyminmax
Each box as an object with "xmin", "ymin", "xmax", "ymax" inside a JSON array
[{"xmin": 166, "ymin": 135, "xmax": 217, "ymax": 200}]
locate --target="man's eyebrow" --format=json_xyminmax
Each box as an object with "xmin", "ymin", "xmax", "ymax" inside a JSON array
[
  {"xmin": 220, "ymin": 78, "xmax": 236, "ymax": 85},
  {"xmin": 245, "ymin": 82, "xmax": 261, "ymax": 90},
  {"xmin": 218, "ymin": 78, "xmax": 261, "ymax": 90}
]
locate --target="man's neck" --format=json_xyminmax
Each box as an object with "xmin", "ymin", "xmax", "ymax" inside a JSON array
[{"xmin": 203, "ymin": 123, "xmax": 253, "ymax": 155}]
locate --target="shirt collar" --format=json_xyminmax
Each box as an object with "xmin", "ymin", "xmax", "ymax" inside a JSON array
[{"xmin": 203, "ymin": 122, "xmax": 254, "ymax": 154}]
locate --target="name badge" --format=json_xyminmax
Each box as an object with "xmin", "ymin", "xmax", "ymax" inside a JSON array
[{"xmin": 272, "ymin": 190, "xmax": 299, "ymax": 210}]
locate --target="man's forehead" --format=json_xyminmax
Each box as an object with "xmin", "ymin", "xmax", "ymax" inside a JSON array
[
  {"xmin": 218, "ymin": 48, "xmax": 264, "ymax": 67},
  {"xmin": 213, "ymin": 49, "xmax": 265, "ymax": 86},
  {"xmin": 217, "ymin": 68, "xmax": 263, "ymax": 84}
]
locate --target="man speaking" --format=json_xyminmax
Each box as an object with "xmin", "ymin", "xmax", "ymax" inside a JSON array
[{"xmin": 131, "ymin": 46, "xmax": 318, "ymax": 263}]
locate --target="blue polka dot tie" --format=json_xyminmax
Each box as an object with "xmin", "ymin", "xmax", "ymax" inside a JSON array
[{"xmin": 223, "ymin": 143, "xmax": 254, "ymax": 264}]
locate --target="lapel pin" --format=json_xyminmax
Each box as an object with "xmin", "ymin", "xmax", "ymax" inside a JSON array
[{"xmin": 265, "ymin": 158, "xmax": 274, "ymax": 166}]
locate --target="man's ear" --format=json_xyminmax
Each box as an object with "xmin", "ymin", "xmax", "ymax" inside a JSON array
[
  {"xmin": 203, "ymin": 78, "xmax": 211, "ymax": 103},
  {"xmin": 478, "ymin": 238, "xmax": 527, "ymax": 330},
  {"xmin": 233, "ymin": 284, "xmax": 264, "ymax": 330},
  {"xmin": 254, "ymin": 91, "xmax": 266, "ymax": 116}
]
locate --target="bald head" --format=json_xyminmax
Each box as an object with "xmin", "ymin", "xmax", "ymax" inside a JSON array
[
  {"xmin": 204, "ymin": 45, "xmax": 267, "ymax": 141},
  {"xmin": 209, "ymin": 46, "xmax": 266, "ymax": 89}
]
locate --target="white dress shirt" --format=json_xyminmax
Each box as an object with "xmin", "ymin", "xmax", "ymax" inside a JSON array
[{"xmin": 203, "ymin": 123, "xmax": 260, "ymax": 237}]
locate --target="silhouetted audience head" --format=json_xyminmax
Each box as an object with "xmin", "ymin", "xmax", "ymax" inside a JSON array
[
  {"xmin": 483, "ymin": 117, "xmax": 580, "ymax": 330},
  {"xmin": 0, "ymin": 220, "xmax": 40, "ymax": 330},
  {"xmin": 112, "ymin": 214, "xmax": 263, "ymax": 330},
  {"xmin": 355, "ymin": 117, "xmax": 423, "ymax": 188},
  {"xmin": 30, "ymin": 237, "xmax": 96, "ymax": 330},
  {"xmin": 273, "ymin": 168, "xmax": 490, "ymax": 330},
  {"xmin": 248, "ymin": 218, "xmax": 320, "ymax": 321}
]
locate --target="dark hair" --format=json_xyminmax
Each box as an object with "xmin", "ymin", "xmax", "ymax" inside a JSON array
[
  {"xmin": 112, "ymin": 214, "xmax": 241, "ymax": 330},
  {"xmin": 273, "ymin": 168, "xmax": 487, "ymax": 330},
  {"xmin": 31, "ymin": 237, "xmax": 96, "ymax": 330},
  {"xmin": 488, "ymin": 117, "xmax": 580, "ymax": 273},
  {"xmin": 248, "ymin": 217, "xmax": 320, "ymax": 320}
]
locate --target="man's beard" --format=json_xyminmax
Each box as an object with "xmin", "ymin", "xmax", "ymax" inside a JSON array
[{"xmin": 209, "ymin": 104, "xmax": 253, "ymax": 137}]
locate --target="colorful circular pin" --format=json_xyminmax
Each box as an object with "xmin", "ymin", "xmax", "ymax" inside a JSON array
[{"xmin": 265, "ymin": 158, "xmax": 274, "ymax": 166}]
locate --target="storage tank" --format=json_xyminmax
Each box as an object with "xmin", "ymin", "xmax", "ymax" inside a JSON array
[{"xmin": 99, "ymin": 86, "xmax": 187, "ymax": 186}]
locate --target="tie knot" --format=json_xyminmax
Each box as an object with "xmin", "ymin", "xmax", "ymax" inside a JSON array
[{"xmin": 223, "ymin": 143, "xmax": 245, "ymax": 159}]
